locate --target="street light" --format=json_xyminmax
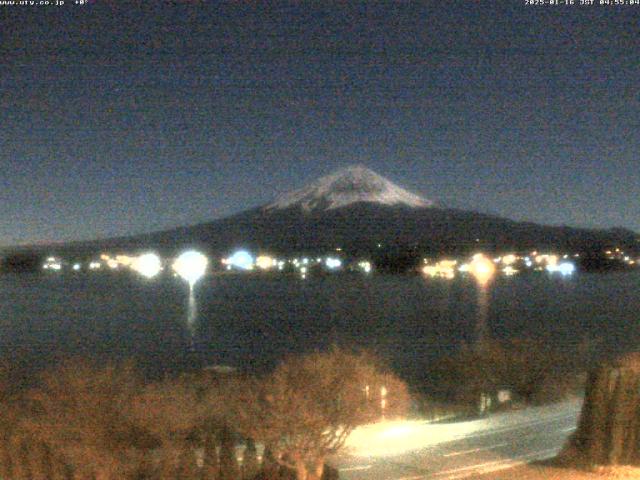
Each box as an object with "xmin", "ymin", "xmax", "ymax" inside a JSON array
[
  {"xmin": 131, "ymin": 253, "xmax": 162, "ymax": 279},
  {"xmin": 173, "ymin": 250, "xmax": 208, "ymax": 289}
]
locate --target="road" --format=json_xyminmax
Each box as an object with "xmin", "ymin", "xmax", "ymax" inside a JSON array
[{"xmin": 334, "ymin": 398, "xmax": 582, "ymax": 480}]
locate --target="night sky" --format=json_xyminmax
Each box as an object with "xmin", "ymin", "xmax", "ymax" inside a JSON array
[{"xmin": 1, "ymin": 1, "xmax": 639, "ymax": 247}]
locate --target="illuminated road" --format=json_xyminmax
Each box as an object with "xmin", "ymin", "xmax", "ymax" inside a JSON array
[{"xmin": 334, "ymin": 398, "xmax": 582, "ymax": 480}]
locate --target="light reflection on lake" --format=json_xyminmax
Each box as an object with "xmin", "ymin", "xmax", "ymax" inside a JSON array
[{"xmin": 0, "ymin": 270, "xmax": 638, "ymax": 384}]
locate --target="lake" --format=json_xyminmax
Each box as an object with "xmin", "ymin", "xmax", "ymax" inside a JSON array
[{"xmin": 0, "ymin": 270, "xmax": 638, "ymax": 385}]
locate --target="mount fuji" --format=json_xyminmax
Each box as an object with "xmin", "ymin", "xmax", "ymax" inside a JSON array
[
  {"xmin": 12, "ymin": 165, "xmax": 638, "ymax": 259},
  {"xmin": 265, "ymin": 165, "xmax": 432, "ymax": 212}
]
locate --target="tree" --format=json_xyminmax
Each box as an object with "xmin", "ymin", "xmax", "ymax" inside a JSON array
[
  {"xmin": 219, "ymin": 425, "xmax": 240, "ymax": 480},
  {"xmin": 231, "ymin": 348, "xmax": 410, "ymax": 480},
  {"xmin": 242, "ymin": 438, "xmax": 259, "ymax": 480},
  {"xmin": 432, "ymin": 339, "xmax": 577, "ymax": 410},
  {"xmin": 24, "ymin": 360, "xmax": 155, "ymax": 480},
  {"xmin": 569, "ymin": 352, "xmax": 640, "ymax": 466},
  {"xmin": 128, "ymin": 377, "xmax": 205, "ymax": 479}
]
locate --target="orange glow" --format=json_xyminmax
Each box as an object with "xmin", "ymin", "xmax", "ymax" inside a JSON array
[
  {"xmin": 502, "ymin": 254, "xmax": 517, "ymax": 265},
  {"xmin": 469, "ymin": 253, "xmax": 496, "ymax": 286}
]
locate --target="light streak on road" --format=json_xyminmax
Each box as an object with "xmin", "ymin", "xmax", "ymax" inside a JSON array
[{"xmin": 337, "ymin": 398, "xmax": 582, "ymax": 480}]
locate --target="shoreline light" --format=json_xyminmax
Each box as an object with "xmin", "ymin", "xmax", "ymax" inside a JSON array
[
  {"xmin": 547, "ymin": 261, "xmax": 575, "ymax": 276},
  {"xmin": 132, "ymin": 253, "xmax": 162, "ymax": 279},
  {"xmin": 468, "ymin": 253, "xmax": 496, "ymax": 286},
  {"xmin": 173, "ymin": 250, "xmax": 209, "ymax": 287},
  {"xmin": 325, "ymin": 257, "xmax": 342, "ymax": 270},
  {"xmin": 225, "ymin": 250, "xmax": 254, "ymax": 271}
]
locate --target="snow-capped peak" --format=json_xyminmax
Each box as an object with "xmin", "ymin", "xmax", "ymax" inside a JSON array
[{"xmin": 265, "ymin": 165, "xmax": 433, "ymax": 212}]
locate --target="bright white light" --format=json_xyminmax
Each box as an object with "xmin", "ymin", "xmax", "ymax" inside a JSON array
[
  {"xmin": 88, "ymin": 261, "xmax": 102, "ymax": 270},
  {"xmin": 325, "ymin": 257, "xmax": 342, "ymax": 269},
  {"xmin": 547, "ymin": 261, "xmax": 575, "ymax": 276},
  {"xmin": 132, "ymin": 253, "xmax": 162, "ymax": 279},
  {"xmin": 358, "ymin": 261, "xmax": 372, "ymax": 274},
  {"xmin": 43, "ymin": 261, "xmax": 62, "ymax": 271},
  {"xmin": 72, "ymin": 263, "xmax": 81, "ymax": 271},
  {"xmin": 226, "ymin": 250, "xmax": 254, "ymax": 270},
  {"xmin": 173, "ymin": 251, "xmax": 209, "ymax": 287}
]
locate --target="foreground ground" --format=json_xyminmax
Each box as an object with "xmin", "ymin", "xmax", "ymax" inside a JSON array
[
  {"xmin": 334, "ymin": 398, "xmax": 584, "ymax": 480},
  {"xmin": 474, "ymin": 464, "xmax": 640, "ymax": 479}
]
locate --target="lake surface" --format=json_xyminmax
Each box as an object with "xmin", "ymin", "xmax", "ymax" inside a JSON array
[{"xmin": 0, "ymin": 270, "xmax": 638, "ymax": 384}]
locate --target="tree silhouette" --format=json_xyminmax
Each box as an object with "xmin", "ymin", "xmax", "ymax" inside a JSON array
[
  {"xmin": 570, "ymin": 352, "xmax": 640, "ymax": 466},
  {"xmin": 24, "ymin": 361, "xmax": 154, "ymax": 480},
  {"xmin": 231, "ymin": 347, "xmax": 410, "ymax": 480}
]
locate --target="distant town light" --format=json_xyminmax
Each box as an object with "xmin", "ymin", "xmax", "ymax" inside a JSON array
[
  {"xmin": 325, "ymin": 257, "xmax": 342, "ymax": 270},
  {"xmin": 173, "ymin": 250, "xmax": 209, "ymax": 287},
  {"xmin": 132, "ymin": 253, "xmax": 162, "ymax": 279},
  {"xmin": 256, "ymin": 255, "xmax": 276, "ymax": 270},
  {"xmin": 469, "ymin": 253, "xmax": 496, "ymax": 286},
  {"xmin": 226, "ymin": 250, "xmax": 254, "ymax": 271},
  {"xmin": 502, "ymin": 254, "xmax": 517, "ymax": 265},
  {"xmin": 503, "ymin": 266, "xmax": 518, "ymax": 276},
  {"xmin": 116, "ymin": 255, "xmax": 134, "ymax": 266},
  {"xmin": 422, "ymin": 260, "xmax": 456, "ymax": 279},
  {"xmin": 547, "ymin": 261, "xmax": 575, "ymax": 276},
  {"xmin": 358, "ymin": 261, "xmax": 372, "ymax": 274}
]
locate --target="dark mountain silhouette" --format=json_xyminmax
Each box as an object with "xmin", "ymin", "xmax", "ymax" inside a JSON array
[{"xmin": 3, "ymin": 166, "xmax": 638, "ymax": 260}]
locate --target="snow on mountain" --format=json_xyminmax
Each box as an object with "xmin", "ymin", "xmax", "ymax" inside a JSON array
[{"xmin": 265, "ymin": 165, "xmax": 433, "ymax": 212}]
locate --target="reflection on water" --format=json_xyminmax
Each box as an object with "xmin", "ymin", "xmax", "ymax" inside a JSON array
[
  {"xmin": 468, "ymin": 254, "xmax": 496, "ymax": 348},
  {"xmin": 0, "ymin": 271, "xmax": 639, "ymax": 381},
  {"xmin": 187, "ymin": 285, "xmax": 198, "ymax": 349},
  {"xmin": 475, "ymin": 284, "xmax": 491, "ymax": 346}
]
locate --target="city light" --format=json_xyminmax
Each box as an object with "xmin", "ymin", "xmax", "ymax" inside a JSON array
[
  {"xmin": 503, "ymin": 266, "xmax": 518, "ymax": 276},
  {"xmin": 358, "ymin": 261, "xmax": 372, "ymax": 274},
  {"xmin": 131, "ymin": 253, "xmax": 162, "ymax": 279},
  {"xmin": 225, "ymin": 250, "xmax": 254, "ymax": 271},
  {"xmin": 546, "ymin": 261, "xmax": 575, "ymax": 276},
  {"xmin": 43, "ymin": 256, "xmax": 62, "ymax": 271},
  {"xmin": 422, "ymin": 260, "xmax": 456, "ymax": 279},
  {"xmin": 325, "ymin": 257, "xmax": 342, "ymax": 270},
  {"xmin": 256, "ymin": 255, "xmax": 276, "ymax": 270},
  {"xmin": 173, "ymin": 250, "xmax": 209, "ymax": 287},
  {"xmin": 468, "ymin": 254, "xmax": 496, "ymax": 286},
  {"xmin": 502, "ymin": 254, "xmax": 517, "ymax": 265}
]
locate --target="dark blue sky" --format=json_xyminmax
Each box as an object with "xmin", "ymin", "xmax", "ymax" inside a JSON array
[{"xmin": 1, "ymin": 1, "xmax": 639, "ymax": 246}]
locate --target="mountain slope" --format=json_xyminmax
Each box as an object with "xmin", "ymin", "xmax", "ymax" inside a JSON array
[
  {"xmin": 9, "ymin": 166, "xmax": 638, "ymax": 258},
  {"xmin": 265, "ymin": 165, "xmax": 432, "ymax": 212}
]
